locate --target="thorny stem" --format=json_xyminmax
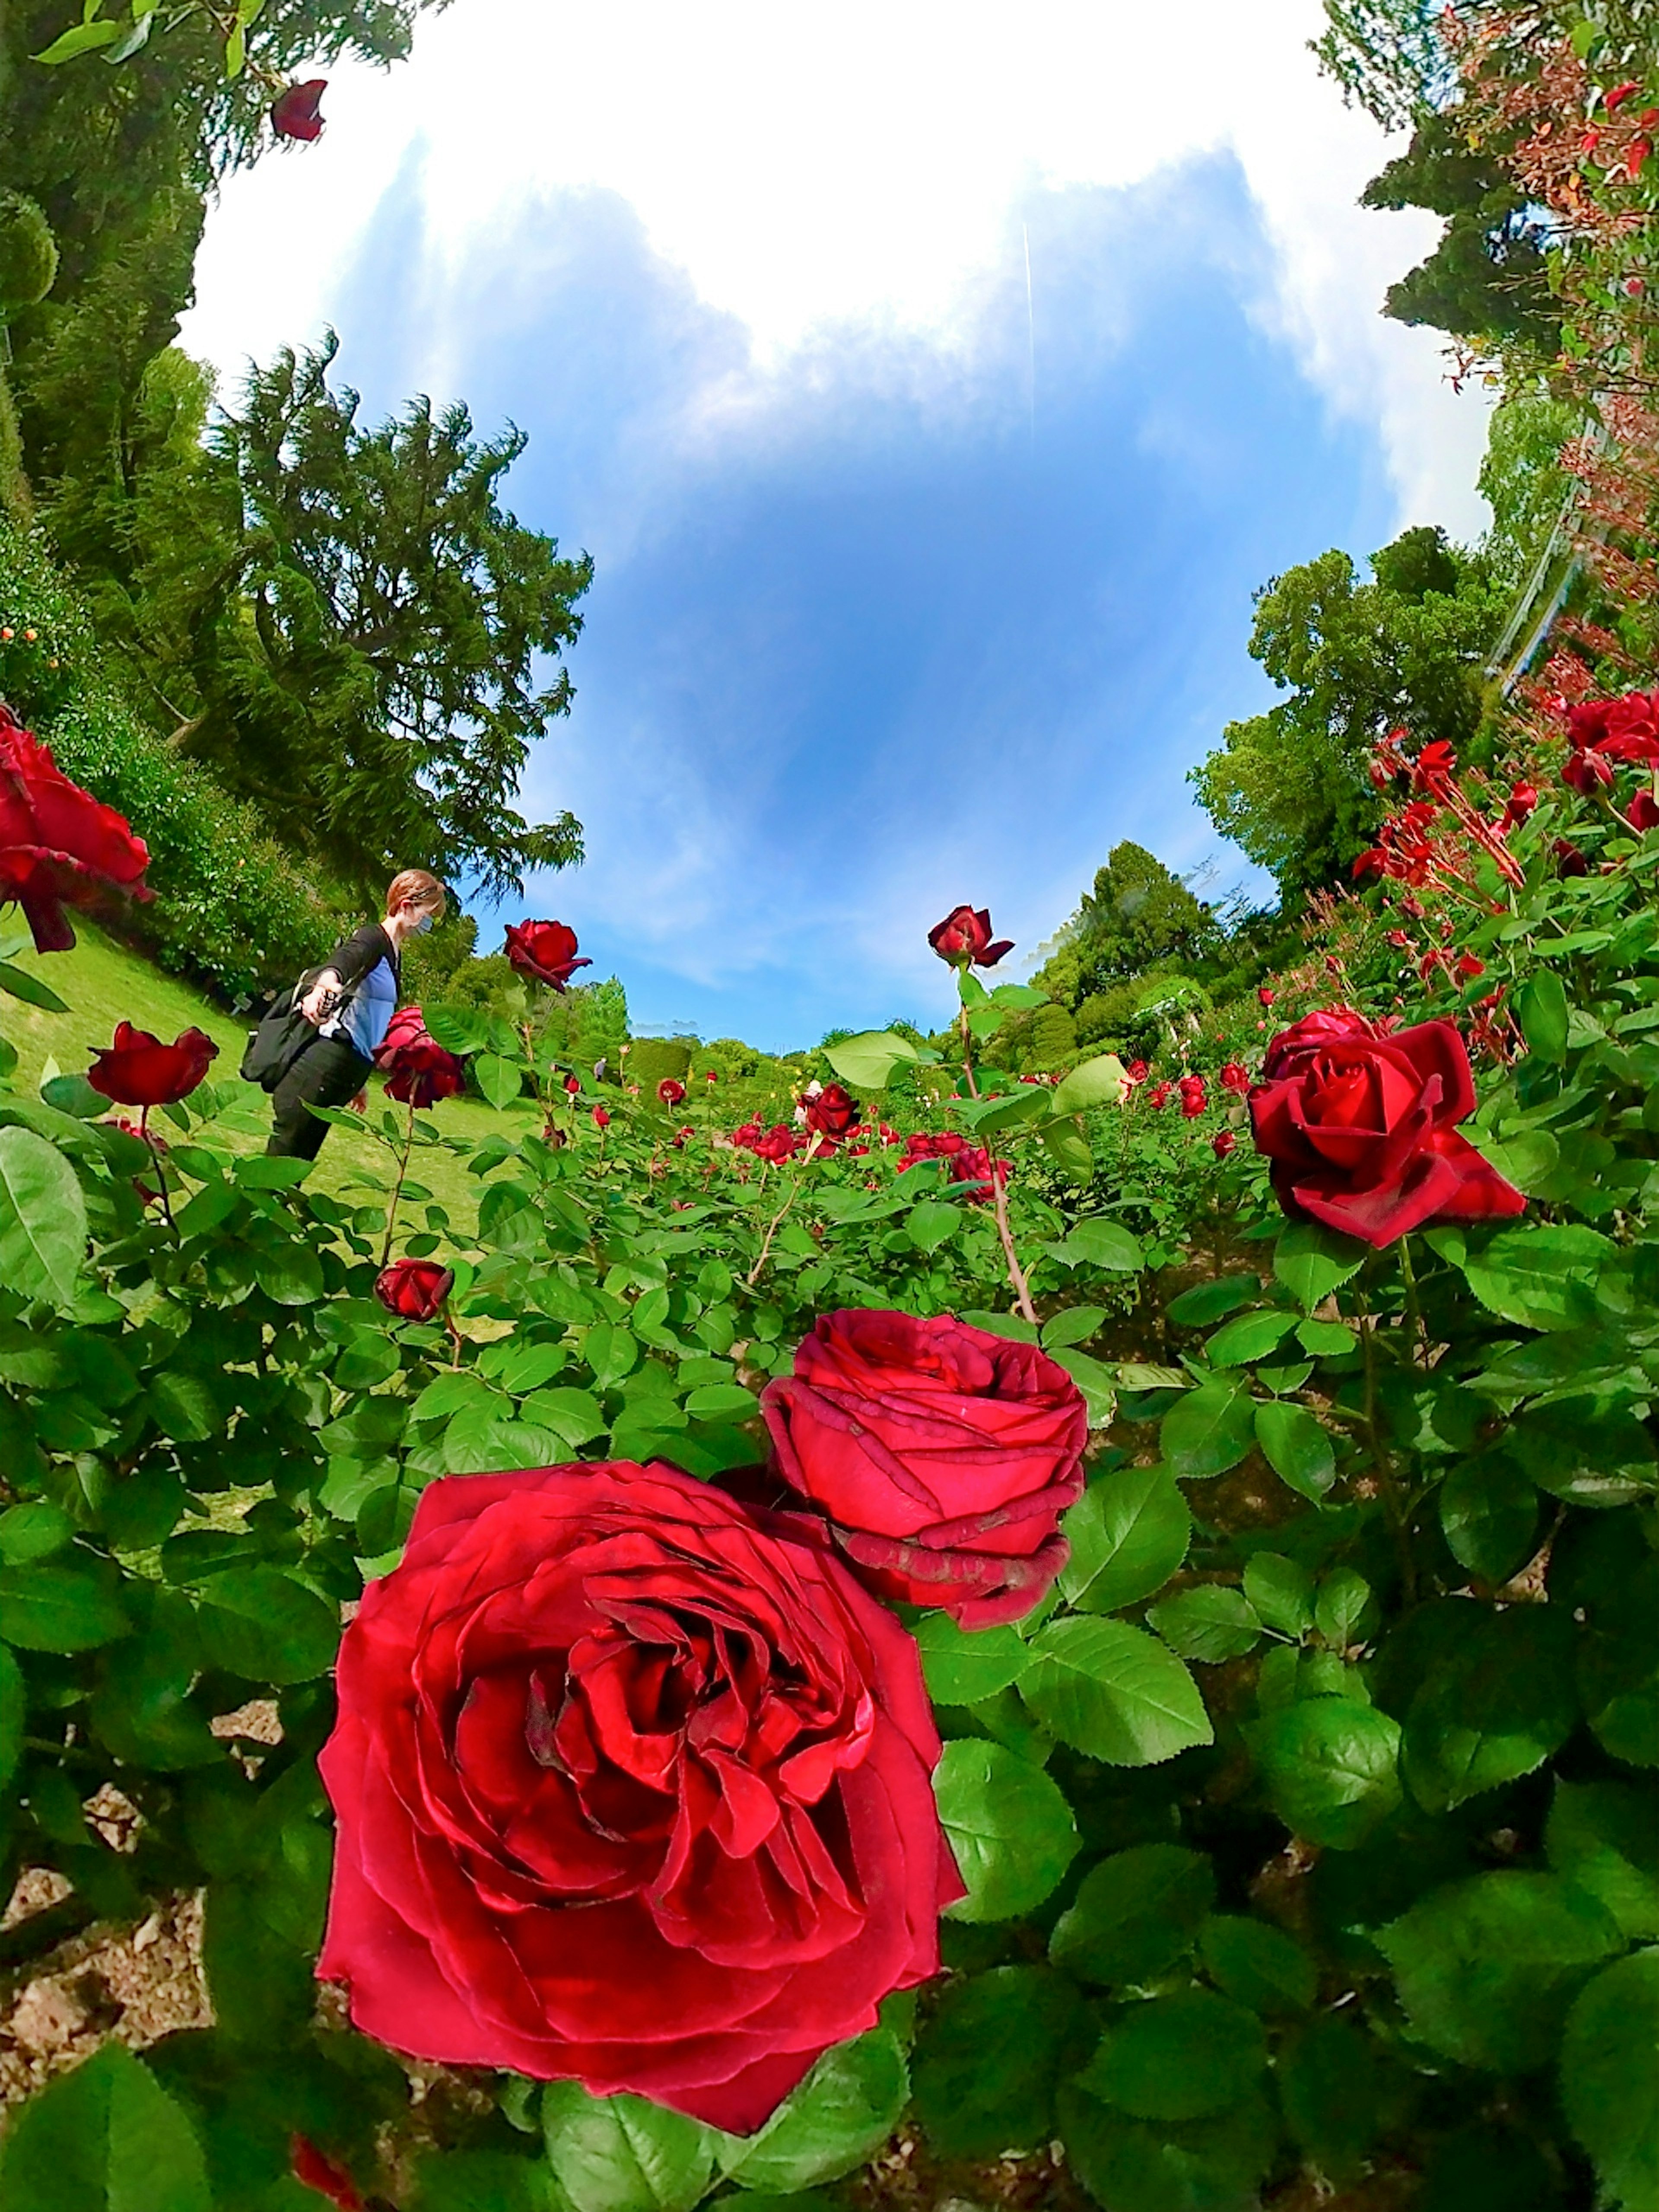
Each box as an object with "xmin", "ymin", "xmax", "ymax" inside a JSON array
[
  {"xmin": 957, "ymin": 976, "xmax": 1036, "ymax": 1325},
  {"xmin": 1357, "ymin": 1277, "xmax": 1417, "ymax": 1605},
  {"xmin": 140, "ymin": 1106, "xmax": 177, "ymax": 1237},
  {"xmin": 1397, "ymin": 1233, "xmax": 1430, "ymax": 1368},
  {"xmin": 379, "ymin": 1097, "xmax": 418, "ymax": 1271},
  {"xmin": 746, "ymin": 1176, "xmax": 802, "ymax": 1289}
]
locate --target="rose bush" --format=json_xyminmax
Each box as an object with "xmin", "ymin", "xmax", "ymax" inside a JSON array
[
  {"xmin": 762, "ymin": 1311, "xmax": 1088, "ymax": 1627},
  {"xmin": 316, "ymin": 1459, "xmax": 959, "ymax": 2129}
]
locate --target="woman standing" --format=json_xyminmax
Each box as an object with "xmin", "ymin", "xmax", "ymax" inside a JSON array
[{"xmin": 267, "ymin": 868, "xmax": 446, "ymax": 1159}]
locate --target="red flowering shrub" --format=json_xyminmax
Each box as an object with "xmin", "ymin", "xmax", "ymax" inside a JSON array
[
  {"xmin": 763, "ymin": 1311, "xmax": 1087, "ymax": 1628},
  {"xmin": 315, "ymin": 1460, "xmax": 958, "ymax": 2129}
]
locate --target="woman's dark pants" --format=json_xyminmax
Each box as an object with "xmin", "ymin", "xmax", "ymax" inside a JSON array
[{"xmin": 267, "ymin": 1037, "xmax": 373, "ymax": 1160}]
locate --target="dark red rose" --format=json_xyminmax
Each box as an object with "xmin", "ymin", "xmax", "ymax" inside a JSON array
[
  {"xmin": 1248, "ymin": 1010, "xmax": 1525, "ymax": 1247},
  {"xmin": 753, "ymin": 1122, "xmax": 804, "ymax": 1162},
  {"xmin": 657, "ymin": 1077, "xmax": 686, "ymax": 1106},
  {"xmin": 1125, "ymin": 1058, "xmax": 1149, "ymax": 1083},
  {"xmin": 316, "ymin": 1460, "xmax": 959, "ymax": 2130},
  {"xmin": 0, "ymin": 709, "xmax": 152, "ymax": 953},
  {"xmin": 1257, "ymin": 987, "xmax": 1276, "ymax": 1006},
  {"xmin": 1501, "ymin": 780, "xmax": 1538, "ymax": 828},
  {"xmin": 290, "ymin": 2137, "xmax": 364, "ymax": 2211},
  {"xmin": 504, "ymin": 919, "xmax": 591, "ymax": 991},
  {"xmin": 271, "ymin": 79, "xmax": 328, "ymax": 141},
  {"xmin": 86, "ymin": 1020, "xmax": 217, "ymax": 1108},
  {"xmin": 1219, "ymin": 1061, "xmax": 1249, "ymax": 1095},
  {"xmin": 1566, "ymin": 690, "xmax": 1659, "ymax": 767},
  {"xmin": 730, "ymin": 1118, "xmax": 763, "ymax": 1151},
  {"xmin": 1178, "ymin": 1075, "xmax": 1207, "ymax": 1120},
  {"xmin": 762, "ymin": 1310, "xmax": 1087, "ymax": 1629},
  {"xmin": 591, "ymin": 1104, "xmax": 610, "ymax": 1130},
  {"xmin": 1629, "ymin": 788, "xmax": 1659, "ymax": 832},
  {"xmin": 1212, "ymin": 1128, "xmax": 1236, "ymax": 1159},
  {"xmin": 563, "ymin": 1073, "xmax": 581, "ymax": 1095},
  {"xmin": 1146, "ymin": 1082, "xmax": 1172, "ymax": 1109},
  {"xmin": 946, "ymin": 1142, "xmax": 1004, "ymax": 1202},
  {"xmin": 1554, "ymin": 838, "xmax": 1590, "ymax": 878},
  {"xmin": 374, "ymin": 1259, "xmax": 454, "ymax": 1322},
  {"xmin": 804, "ymin": 1082, "xmax": 860, "ymax": 1140},
  {"xmin": 374, "ymin": 1005, "xmax": 467, "ymax": 1109},
  {"xmin": 927, "ymin": 904, "xmax": 1014, "ymax": 968},
  {"xmin": 1564, "ymin": 747, "xmax": 1616, "ymax": 793}
]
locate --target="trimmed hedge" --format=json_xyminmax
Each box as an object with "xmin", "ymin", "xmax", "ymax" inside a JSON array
[{"xmin": 0, "ymin": 516, "xmax": 339, "ymax": 999}]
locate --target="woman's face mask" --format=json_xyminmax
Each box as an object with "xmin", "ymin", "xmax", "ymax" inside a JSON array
[{"xmin": 408, "ymin": 910, "xmax": 436, "ymax": 936}]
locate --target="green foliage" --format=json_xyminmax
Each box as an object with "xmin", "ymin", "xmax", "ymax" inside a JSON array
[
  {"xmin": 1479, "ymin": 385, "xmax": 1582, "ymax": 591},
  {"xmin": 0, "ymin": 515, "xmax": 337, "ymax": 995},
  {"xmin": 1191, "ymin": 526, "xmax": 1505, "ymax": 892},
  {"xmin": 1310, "ymin": 0, "xmax": 1451, "ymax": 132},
  {"xmin": 1361, "ymin": 108, "xmax": 1560, "ymax": 353},
  {"xmin": 0, "ymin": 190, "xmax": 58, "ymax": 310}
]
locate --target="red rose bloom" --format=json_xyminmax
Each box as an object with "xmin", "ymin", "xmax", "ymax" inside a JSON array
[
  {"xmin": 271, "ymin": 78, "xmax": 327, "ymax": 141},
  {"xmin": 87, "ymin": 1020, "xmax": 217, "ymax": 1108},
  {"xmin": 1629, "ymin": 789, "xmax": 1659, "ymax": 832},
  {"xmin": 762, "ymin": 1311, "xmax": 1088, "ymax": 1629},
  {"xmin": 0, "ymin": 709, "xmax": 152, "ymax": 953},
  {"xmin": 290, "ymin": 2137, "xmax": 364, "ymax": 2211},
  {"xmin": 1212, "ymin": 1128, "xmax": 1236, "ymax": 1159},
  {"xmin": 374, "ymin": 1006, "xmax": 467, "ymax": 1109},
  {"xmin": 316, "ymin": 1460, "xmax": 959, "ymax": 2130},
  {"xmin": 374, "ymin": 1259, "xmax": 454, "ymax": 1322},
  {"xmin": 591, "ymin": 1105, "xmax": 610, "ymax": 1130},
  {"xmin": 657, "ymin": 1077, "xmax": 687, "ymax": 1107},
  {"xmin": 1178, "ymin": 1075, "xmax": 1208, "ymax": 1119},
  {"xmin": 1248, "ymin": 1010, "xmax": 1525, "ymax": 1247},
  {"xmin": 753, "ymin": 1122, "xmax": 804, "ymax": 1162},
  {"xmin": 804, "ymin": 1082, "xmax": 860, "ymax": 1141},
  {"xmin": 1146, "ymin": 1082, "xmax": 1172, "ymax": 1109},
  {"xmin": 927, "ymin": 904, "xmax": 1014, "ymax": 968},
  {"xmin": 503, "ymin": 920, "xmax": 592, "ymax": 991},
  {"xmin": 1219, "ymin": 1062, "xmax": 1249, "ymax": 1095}
]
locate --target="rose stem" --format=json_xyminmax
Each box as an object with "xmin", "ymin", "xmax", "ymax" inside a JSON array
[
  {"xmin": 140, "ymin": 1106, "xmax": 178, "ymax": 1237},
  {"xmin": 379, "ymin": 1096, "xmax": 418, "ymax": 1271}
]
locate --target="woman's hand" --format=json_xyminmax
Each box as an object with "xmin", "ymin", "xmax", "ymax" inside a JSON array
[{"xmin": 301, "ymin": 973, "xmax": 343, "ymax": 1025}]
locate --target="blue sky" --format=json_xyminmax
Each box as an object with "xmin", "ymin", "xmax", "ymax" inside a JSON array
[{"xmin": 183, "ymin": 0, "xmax": 1492, "ymax": 1049}]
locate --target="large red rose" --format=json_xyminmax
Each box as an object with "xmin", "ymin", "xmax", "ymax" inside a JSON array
[
  {"xmin": 761, "ymin": 1311, "xmax": 1087, "ymax": 1628},
  {"xmin": 1248, "ymin": 1009, "xmax": 1525, "ymax": 1247},
  {"xmin": 0, "ymin": 708, "xmax": 152, "ymax": 952},
  {"xmin": 316, "ymin": 1460, "xmax": 958, "ymax": 2133},
  {"xmin": 503, "ymin": 919, "xmax": 591, "ymax": 990},
  {"xmin": 803, "ymin": 1082, "xmax": 861, "ymax": 1143},
  {"xmin": 373, "ymin": 1005, "xmax": 467, "ymax": 1108},
  {"xmin": 86, "ymin": 1020, "xmax": 217, "ymax": 1108}
]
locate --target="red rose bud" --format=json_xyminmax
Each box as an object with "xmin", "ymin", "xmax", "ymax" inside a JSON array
[
  {"xmin": 1147, "ymin": 1082, "xmax": 1172, "ymax": 1109},
  {"xmin": 1178, "ymin": 1076, "xmax": 1208, "ymax": 1119},
  {"xmin": 656, "ymin": 1077, "xmax": 686, "ymax": 1106},
  {"xmin": 1249, "ymin": 1010, "xmax": 1524, "ymax": 1247},
  {"xmin": 290, "ymin": 2136, "xmax": 365, "ymax": 2211},
  {"xmin": 1501, "ymin": 779, "xmax": 1538, "ymax": 828},
  {"xmin": 1219, "ymin": 1062, "xmax": 1249, "ymax": 1095},
  {"xmin": 753, "ymin": 1122, "xmax": 804, "ymax": 1162},
  {"xmin": 0, "ymin": 706, "xmax": 152, "ymax": 951},
  {"xmin": 1629, "ymin": 788, "xmax": 1659, "ymax": 832},
  {"xmin": 1564, "ymin": 748, "xmax": 1616, "ymax": 793},
  {"xmin": 316, "ymin": 1459, "xmax": 959, "ymax": 2129},
  {"xmin": 1625, "ymin": 276, "xmax": 1647, "ymax": 298},
  {"xmin": 374, "ymin": 1259, "xmax": 454, "ymax": 1322},
  {"xmin": 271, "ymin": 78, "xmax": 327, "ymax": 141},
  {"xmin": 1554, "ymin": 839, "xmax": 1589, "ymax": 878},
  {"xmin": 563, "ymin": 1073, "xmax": 582, "ymax": 1095},
  {"xmin": 927, "ymin": 903, "xmax": 1014, "ymax": 968},
  {"xmin": 87, "ymin": 1020, "xmax": 218, "ymax": 1108},
  {"xmin": 804, "ymin": 1081, "xmax": 860, "ymax": 1139},
  {"xmin": 763, "ymin": 1310, "xmax": 1087, "ymax": 1630},
  {"xmin": 591, "ymin": 1105, "xmax": 610, "ymax": 1129},
  {"xmin": 504, "ymin": 919, "xmax": 591, "ymax": 991},
  {"xmin": 1605, "ymin": 79, "xmax": 1642, "ymax": 111},
  {"xmin": 1212, "ymin": 1128, "xmax": 1236, "ymax": 1159},
  {"xmin": 374, "ymin": 1006, "xmax": 467, "ymax": 1108},
  {"xmin": 1257, "ymin": 986, "xmax": 1276, "ymax": 1006},
  {"xmin": 1125, "ymin": 1058, "xmax": 1149, "ymax": 1082},
  {"xmin": 1386, "ymin": 929, "xmax": 1411, "ymax": 949},
  {"xmin": 704, "ymin": 1068, "xmax": 718, "ymax": 1082},
  {"xmin": 672, "ymin": 1124, "xmax": 694, "ymax": 1147},
  {"xmin": 1454, "ymin": 953, "xmax": 1485, "ymax": 982}
]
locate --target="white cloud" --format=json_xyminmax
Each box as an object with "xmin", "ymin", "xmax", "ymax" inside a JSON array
[{"xmin": 185, "ymin": 0, "xmax": 1492, "ymax": 537}]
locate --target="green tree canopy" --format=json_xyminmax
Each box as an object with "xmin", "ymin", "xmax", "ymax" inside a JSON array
[
  {"xmin": 1191, "ymin": 525, "xmax": 1503, "ymax": 895},
  {"xmin": 1310, "ymin": 0, "xmax": 1453, "ymax": 133},
  {"xmin": 142, "ymin": 335, "xmax": 592, "ymax": 900},
  {"xmin": 1360, "ymin": 109, "xmax": 1560, "ymax": 356}
]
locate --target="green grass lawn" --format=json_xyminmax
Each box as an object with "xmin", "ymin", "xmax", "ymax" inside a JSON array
[{"xmin": 0, "ymin": 918, "xmax": 535, "ymax": 1231}]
